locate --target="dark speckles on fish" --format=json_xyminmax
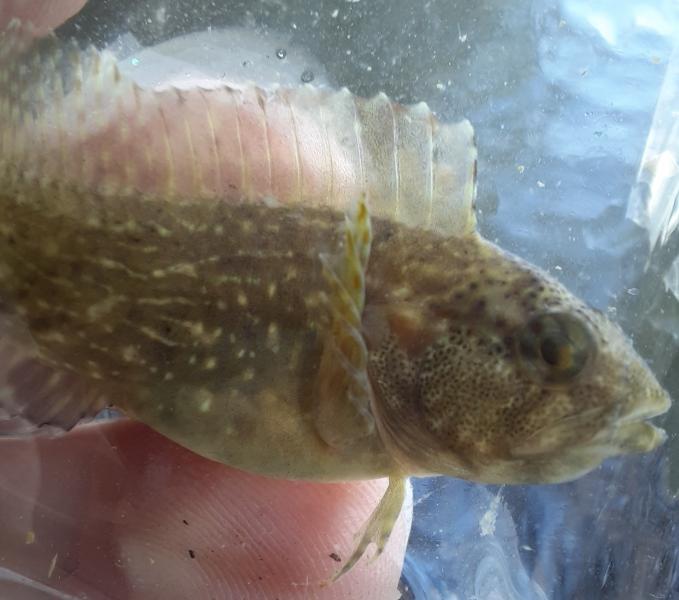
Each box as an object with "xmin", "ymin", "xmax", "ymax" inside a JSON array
[{"xmin": 0, "ymin": 20, "xmax": 672, "ymax": 580}]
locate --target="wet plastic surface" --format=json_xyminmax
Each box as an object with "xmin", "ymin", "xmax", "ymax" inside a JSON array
[{"xmin": 1, "ymin": 0, "xmax": 678, "ymax": 598}]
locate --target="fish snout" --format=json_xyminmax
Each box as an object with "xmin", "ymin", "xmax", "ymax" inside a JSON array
[{"xmin": 614, "ymin": 366, "xmax": 671, "ymax": 454}]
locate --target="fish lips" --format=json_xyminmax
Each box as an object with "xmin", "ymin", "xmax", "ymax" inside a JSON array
[
  {"xmin": 612, "ymin": 387, "xmax": 672, "ymax": 453},
  {"xmin": 510, "ymin": 387, "xmax": 671, "ymax": 461}
]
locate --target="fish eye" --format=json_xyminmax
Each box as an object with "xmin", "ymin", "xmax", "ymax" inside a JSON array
[{"xmin": 517, "ymin": 312, "xmax": 594, "ymax": 384}]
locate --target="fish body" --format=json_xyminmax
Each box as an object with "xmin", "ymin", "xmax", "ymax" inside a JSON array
[{"xmin": 0, "ymin": 21, "xmax": 671, "ymax": 575}]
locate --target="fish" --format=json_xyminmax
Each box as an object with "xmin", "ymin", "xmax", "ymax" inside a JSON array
[{"xmin": 0, "ymin": 19, "xmax": 671, "ymax": 579}]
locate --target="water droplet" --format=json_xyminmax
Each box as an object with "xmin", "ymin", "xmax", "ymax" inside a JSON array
[
  {"xmin": 301, "ymin": 69, "xmax": 314, "ymax": 83},
  {"xmin": 626, "ymin": 287, "xmax": 640, "ymax": 296},
  {"xmin": 131, "ymin": 57, "xmax": 140, "ymax": 67},
  {"xmin": 275, "ymin": 48, "xmax": 287, "ymax": 60}
]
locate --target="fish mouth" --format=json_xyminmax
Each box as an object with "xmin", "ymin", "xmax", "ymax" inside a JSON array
[
  {"xmin": 612, "ymin": 419, "xmax": 667, "ymax": 454},
  {"xmin": 619, "ymin": 387, "xmax": 672, "ymax": 423},
  {"xmin": 612, "ymin": 386, "xmax": 672, "ymax": 454},
  {"xmin": 512, "ymin": 387, "xmax": 671, "ymax": 460}
]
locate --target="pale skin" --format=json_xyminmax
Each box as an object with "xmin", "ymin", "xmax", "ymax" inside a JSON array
[
  {"xmin": 1, "ymin": 0, "xmax": 672, "ymax": 595},
  {"xmin": 0, "ymin": 421, "xmax": 412, "ymax": 599},
  {"xmin": 0, "ymin": 2, "xmax": 412, "ymax": 598}
]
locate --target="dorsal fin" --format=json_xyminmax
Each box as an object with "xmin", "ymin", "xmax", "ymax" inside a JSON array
[{"xmin": 0, "ymin": 21, "xmax": 477, "ymax": 236}]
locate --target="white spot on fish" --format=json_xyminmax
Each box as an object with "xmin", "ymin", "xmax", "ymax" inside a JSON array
[
  {"xmin": 153, "ymin": 262, "xmax": 198, "ymax": 278},
  {"xmin": 196, "ymin": 389, "xmax": 213, "ymax": 413},
  {"xmin": 122, "ymin": 345, "xmax": 140, "ymax": 362},
  {"xmin": 155, "ymin": 224, "xmax": 173, "ymax": 237},
  {"xmin": 39, "ymin": 331, "xmax": 67, "ymax": 344},
  {"xmin": 189, "ymin": 321, "xmax": 204, "ymax": 337},
  {"xmin": 137, "ymin": 296, "xmax": 193, "ymax": 306},
  {"xmin": 140, "ymin": 326, "xmax": 179, "ymax": 347},
  {"xmin": 87, "ymin": 294, "xmax": 125, "ymax": 321},
  {"xmin": 204, "ymin": 356, "xmax": 217, "ymax": 370},
  {"xmin": 267, "ymin": 322, "xmax": 280, "ymax": 354},
  {"xmin": 237, "ymin": 292, "xmax": 248, "ymax": 307},
  {"xmin": 90, "ymin": 257, "xmax": 147, "ymax": 280},
  {"xmin": 304, "ymin": 294, "xmax": 321, "ymax": 309}
]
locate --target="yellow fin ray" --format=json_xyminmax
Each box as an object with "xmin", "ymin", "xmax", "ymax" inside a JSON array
[
  {"xmin": 314, "ymin": 194, "xmax": 374, "ymax": 449},
  {"xmin": 330, "ymin": 476, "xmax": 407, "ymax": 582}
]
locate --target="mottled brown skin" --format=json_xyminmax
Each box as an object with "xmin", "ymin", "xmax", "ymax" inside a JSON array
[
  {"xmin": 0, "ymin": 171, "xmax": 670, "ymax": 487},
  {"xmin": 0, "ymin": 176, "xmax": 392, "ymax": 479},
  {"xmin": 364, "ymin": 225, "xmax": 670, "ymax": 484},
  {"xmin": 0, "ymin": 15, "xmax": 672, "ymax": 585}
]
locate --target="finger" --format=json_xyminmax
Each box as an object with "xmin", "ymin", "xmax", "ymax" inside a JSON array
[
  {"xmin": 0, "ymin": 5, "xmax": 413, "ymax": 597},
  {"xmin": 2, "ymin": 19, "xmax": 362, "ymax": 211},
  {"xmin": 0, "ymin": 420, "xmax": 412, "ymax": 599},
  {"xmin": 0, "ymin": 0, "xmax": 86, "ymax": 34}
]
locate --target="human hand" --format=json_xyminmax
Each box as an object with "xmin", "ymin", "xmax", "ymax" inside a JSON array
[
  {"xmin": 0, "ymin": 420, "xmax": 411, "ymax": 599},
  {"xmin": 0, "ymin": 2, "xmax": 412, "ymax": 598}
]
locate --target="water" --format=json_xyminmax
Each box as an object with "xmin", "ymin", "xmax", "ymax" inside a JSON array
[{"xmin": 3, "ymin": 0, "xmax": 679, "ymax": 598}]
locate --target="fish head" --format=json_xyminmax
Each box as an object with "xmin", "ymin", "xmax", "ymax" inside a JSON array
[{"xmin": 366, "ymin": 234, "xmax": 671, "ymax": 484}]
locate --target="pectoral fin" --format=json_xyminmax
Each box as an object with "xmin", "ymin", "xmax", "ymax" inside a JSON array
[
  {"xmin": 0, "ymin": 324, "xmax": 110, "ymax": 435},
  {"xmin": 331, "ymin": 476, "xmax": 407, "ymax": 581},
  {"xmin": 314, "ymin": 195, "xmax": 375, "ymax": 450}
]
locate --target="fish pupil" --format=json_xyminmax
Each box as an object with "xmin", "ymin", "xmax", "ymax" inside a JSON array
[{"xmin": 540, "ymin": 336, "xmax": 565, "ymax": 367}]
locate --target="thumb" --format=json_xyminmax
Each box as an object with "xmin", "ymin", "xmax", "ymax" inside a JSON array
[
  {"xmin": 0, "ymin": 420, "xmax": 412, "ymax": 599},
  {"xmin": 0, "ymin": 0, "xmax": 86, "ymax": 34}
]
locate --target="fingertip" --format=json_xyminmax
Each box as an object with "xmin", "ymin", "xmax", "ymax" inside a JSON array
[
  {"xmin": 109, "ymin": 423, "xmax": 413, "ymax": 598},
  {"xmin": 0, "ymin": 421, "xmax": 412, "ymax": 599},
  {"xmin": 0, "ymin": 0, "xmax": 86, "ymax": 34}
]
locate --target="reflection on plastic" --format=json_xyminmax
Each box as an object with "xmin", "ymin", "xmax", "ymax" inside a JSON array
[
  {"xmin": 627, "ymin": 45, "xmax": 679, "ymax": 252},
  {"xmin": 404, "ymin": 452, "xmax": 678, "ymax": 599},
  {"xmin": 1, "ymin": 0, "xmax": 678, "ymax": 598},
  {"xmin": 0, "ymin": 567, "xmax": 78, "ymax": 599},
  {"xmin": 401, "ymin": 480, "xmax": 548, "ymax": 600}
]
